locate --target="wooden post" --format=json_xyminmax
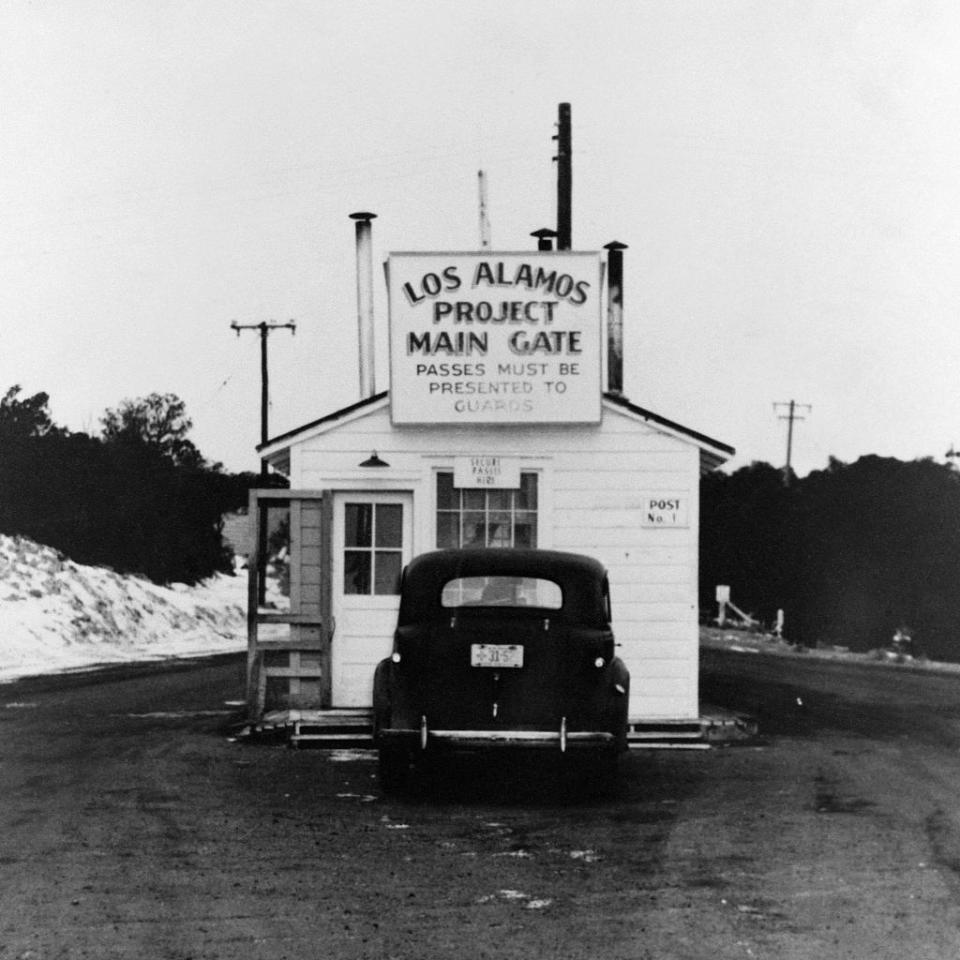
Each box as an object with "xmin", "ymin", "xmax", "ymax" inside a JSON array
[
  {"xmin": 246, "ymin": 488, "xmax": 261, "ymax": 720},
  {"xmin": 320, "ymin": 491, "xmax": 335, "ymax": 707}
]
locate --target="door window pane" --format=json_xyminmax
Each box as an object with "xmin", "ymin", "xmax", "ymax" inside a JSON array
[
  {"xmin": 343, "ymin": 551, "xmax": 371, "ymax": 594},
  {"xmin": 375, "ymin": 504, "xmax": 403, "ymax": 547},
  {"xmin": 345, "ymin": 503, "xmax": 372, "ymax": 547},
  {"xmin": 374, "ymin": 552, "xmax": 402, "ymax": 595}
]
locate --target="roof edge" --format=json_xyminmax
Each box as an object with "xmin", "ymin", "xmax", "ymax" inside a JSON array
[
  {"xmin": 258, "ymin": 391, "xmax": 389, "ymax": 454},
  {"xmin": 602, "ymin": 392, "xmax": 735, "ymax": 458},
  {"xmin": 257, "ymin": 389, "xmax": 735, "ymax": 469}
]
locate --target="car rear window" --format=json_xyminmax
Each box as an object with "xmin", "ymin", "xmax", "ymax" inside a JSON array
[{"xmin": 440, "ymin": 576, "xmax": 563, "ymax": 609}]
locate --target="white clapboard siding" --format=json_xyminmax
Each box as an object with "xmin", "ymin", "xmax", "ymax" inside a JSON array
[{"xmin": 285, "ymin": 398, "xmax": 704, "ymax": 721}]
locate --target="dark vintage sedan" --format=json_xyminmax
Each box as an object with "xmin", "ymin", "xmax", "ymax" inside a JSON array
[{"xmin": 372, "ymin": 548, "xmax": 630, "ymax": 788}]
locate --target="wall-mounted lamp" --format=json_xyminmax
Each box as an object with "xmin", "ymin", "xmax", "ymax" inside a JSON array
[{"xmin": 359, "ymin": 451, "xmax": 390, "ymax": 468}]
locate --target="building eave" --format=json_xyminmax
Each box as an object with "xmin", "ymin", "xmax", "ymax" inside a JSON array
[
  {"xmin": 257, "ymin": 389, "xmax": 735, "ymax": 477},
  {"xmin": 601, "ymin": 392, "xmax": 734, "ymax": 474},
  {"xmin": 258, "ymin": 391, "xmax": 390, "ymax": 463}
]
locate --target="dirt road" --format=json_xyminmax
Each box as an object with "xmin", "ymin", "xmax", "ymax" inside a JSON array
[{"xmin": 3, "ymin": 650, "xmax": 960, "ymax": 959}]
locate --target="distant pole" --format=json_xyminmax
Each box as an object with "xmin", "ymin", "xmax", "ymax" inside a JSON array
[
  {"xmin": 774, "ymin": 400, "xmax": 811, "ymax": 485},
  {"xmin": 231, "ymin": 320, "xmax": 297, "ymax": 474},
  {"xmin": 478, "ymin": 170, "xmax": 491, "ymax": 249},
  {"xmin": 554, "ymin": 103, "xmax": 572, "ymax": 250}
]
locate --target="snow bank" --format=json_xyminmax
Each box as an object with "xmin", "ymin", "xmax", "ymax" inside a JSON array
[
  {"xmin": 700, "ymin": 625, "xmax": 960, "ymax": 674},
  {"xmin": 0, "ymin": 535, "xmax": 247, "ymax": 683}
]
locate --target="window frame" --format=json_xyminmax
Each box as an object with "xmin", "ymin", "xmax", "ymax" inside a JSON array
[
  {"xmin": 435, "ymin": 471, "xmax": 539, "ymax": 549},
  {"xmin": 342, "ymin": 500, "xmax": 404, "ymax": 596}
]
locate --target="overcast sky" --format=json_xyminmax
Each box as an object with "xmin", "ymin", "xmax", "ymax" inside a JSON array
[{"xmin": 2, "ymin": 0, "xmax": 958, "ymax": 476}]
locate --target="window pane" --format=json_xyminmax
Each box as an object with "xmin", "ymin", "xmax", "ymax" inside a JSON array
[
  {"xmin": 343, "ymin": 551, "xmax": 371, "ymax": 594},
  {"xmin": 518, "ymin": 473, "xmax": 538, "ymax": 509},
  {"xmin": 515, "ymin": 512, "xmax": 537, "ymax": 548},
  {"xmin": 462, "ymin": 513, "xmax": 486, "ymax": 546},
  {"xmin": 487, "ymin": 489, "xmax": 511, "ymax": 510},
  {"xmin": 487, "ymin": 512, "xmax": 512, "ymax": 547},
  {"xmin": 374, "ymin": 551, "xmax": 402, "ymax": 595},
  {"xmin": 345, "ymin": 503, "xmax": 372, "ymax": 547},
  {"xmin": 436, "ymin": 472, "xmax": 456, "ymax": 509},
  {"xmin": 463, "ymin": 489, "xmax": 485, "ymax": 510},
  {"xmin": 436, "ymin": 513, "xmax": 460, "ymax": 549},
  {"xmin": 375, "ymin": 504, "xmax": 403, "ymax": 547}
]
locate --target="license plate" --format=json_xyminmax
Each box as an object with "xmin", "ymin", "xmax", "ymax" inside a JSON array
[{"xmin": 470, "ymin": 643, "xmax": 524, "ymax": 668}]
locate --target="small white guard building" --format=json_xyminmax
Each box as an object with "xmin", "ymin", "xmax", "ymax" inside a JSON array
[{"xmin": 249, "ymin": 247, "xmax": 733, "ymax": 740}]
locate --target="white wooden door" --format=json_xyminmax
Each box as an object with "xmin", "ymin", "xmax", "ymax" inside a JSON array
[{"xmin": 330, "ymin": 492, "xmax": 413, "ymax": 707}]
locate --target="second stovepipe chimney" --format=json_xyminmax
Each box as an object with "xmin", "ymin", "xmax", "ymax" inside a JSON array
[{"xmin": 350, "ymin": 211, "xmax": 377, "ymax": 398}]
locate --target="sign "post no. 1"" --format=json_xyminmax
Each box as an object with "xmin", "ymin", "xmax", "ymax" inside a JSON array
[{"xmin": 640, "ymin": 493, "xmax": 689, "ymax": 528}]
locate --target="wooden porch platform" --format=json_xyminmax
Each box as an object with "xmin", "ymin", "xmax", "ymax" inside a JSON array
[{"xmin": 241, "ymin": 705, "xmax": 757, "ymax": 749}]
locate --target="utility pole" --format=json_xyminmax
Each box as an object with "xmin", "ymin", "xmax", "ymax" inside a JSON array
[
  {"xmin": 553, "ymin": 102, "xmax": 572, "ymax": 251},
  {"xmin": 774, "ymin": 400, "xmax": 811, "ymax": 486},
  {"xmin": 231, "ymin": 320, "xmax": 296, "ymax": 475},
  {"xmin": 231, "ymin": 319, "xmax": 296, "ymax": 607}
]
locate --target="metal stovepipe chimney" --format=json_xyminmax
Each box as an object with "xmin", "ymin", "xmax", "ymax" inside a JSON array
[{"xmin": 350, "ymin": 211, "xmax": 377, "ymax": 397}]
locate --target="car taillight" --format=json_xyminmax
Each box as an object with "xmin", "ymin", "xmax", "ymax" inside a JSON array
[
  {"xmin": 594, "ymin": 657, "xmax": 605, "ymax": 669},
  {"xmin": 391, "ymin": 652, "xmax": 402, "ymax": 664}
]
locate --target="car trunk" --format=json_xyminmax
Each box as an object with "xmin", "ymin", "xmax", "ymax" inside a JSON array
[{"xmin": 405, "ymin": 611, "xmax": 607, "ymax": 731}]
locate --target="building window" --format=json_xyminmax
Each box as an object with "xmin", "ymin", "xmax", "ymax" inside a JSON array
[
  {"xmin": 343, "ymin": 502, "xmax": 403, "ymax": 594},
  {"xmin": 436, "ymin": 472, "xmax": 538, "ymax": 548}
]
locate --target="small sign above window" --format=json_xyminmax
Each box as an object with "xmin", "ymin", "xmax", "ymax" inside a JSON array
[
  {"xmin": 640, "ymin": 493, "xmax": 690, "ymax": 528},
  {"xmin": 453, "ymin": 456, "xmax": 521, "ymax": 489}
]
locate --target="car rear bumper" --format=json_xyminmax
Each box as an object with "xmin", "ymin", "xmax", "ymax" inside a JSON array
[{"xmin": 378, "ymin": 727, "xmax": 618, "ymax": 751}]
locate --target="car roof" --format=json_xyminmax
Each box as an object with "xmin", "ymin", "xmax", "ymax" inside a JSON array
[
  {"xmin": 405, "ymin": 548, "xmax": 607, "ymax": 582},
  {"xmin": 398, "ymin": 548, "xmax": 609, "ymax": 625}
]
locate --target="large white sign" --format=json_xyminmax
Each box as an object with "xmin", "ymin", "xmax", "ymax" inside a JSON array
[{"xmin": 387, "ymin": 252, "xmax": 602, "ymax": 425}]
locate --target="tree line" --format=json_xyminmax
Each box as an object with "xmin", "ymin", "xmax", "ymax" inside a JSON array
[
  {"xmin": 700, "ymin": 456, "xmax": 960, "ymax": 661},
  {"xmin": 6, "ymin": 383, "xmax": 960, "ymax": 659},
  {"xmin": 0, "ymin": 385, "xmax": 283, "ymax": 585}
]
